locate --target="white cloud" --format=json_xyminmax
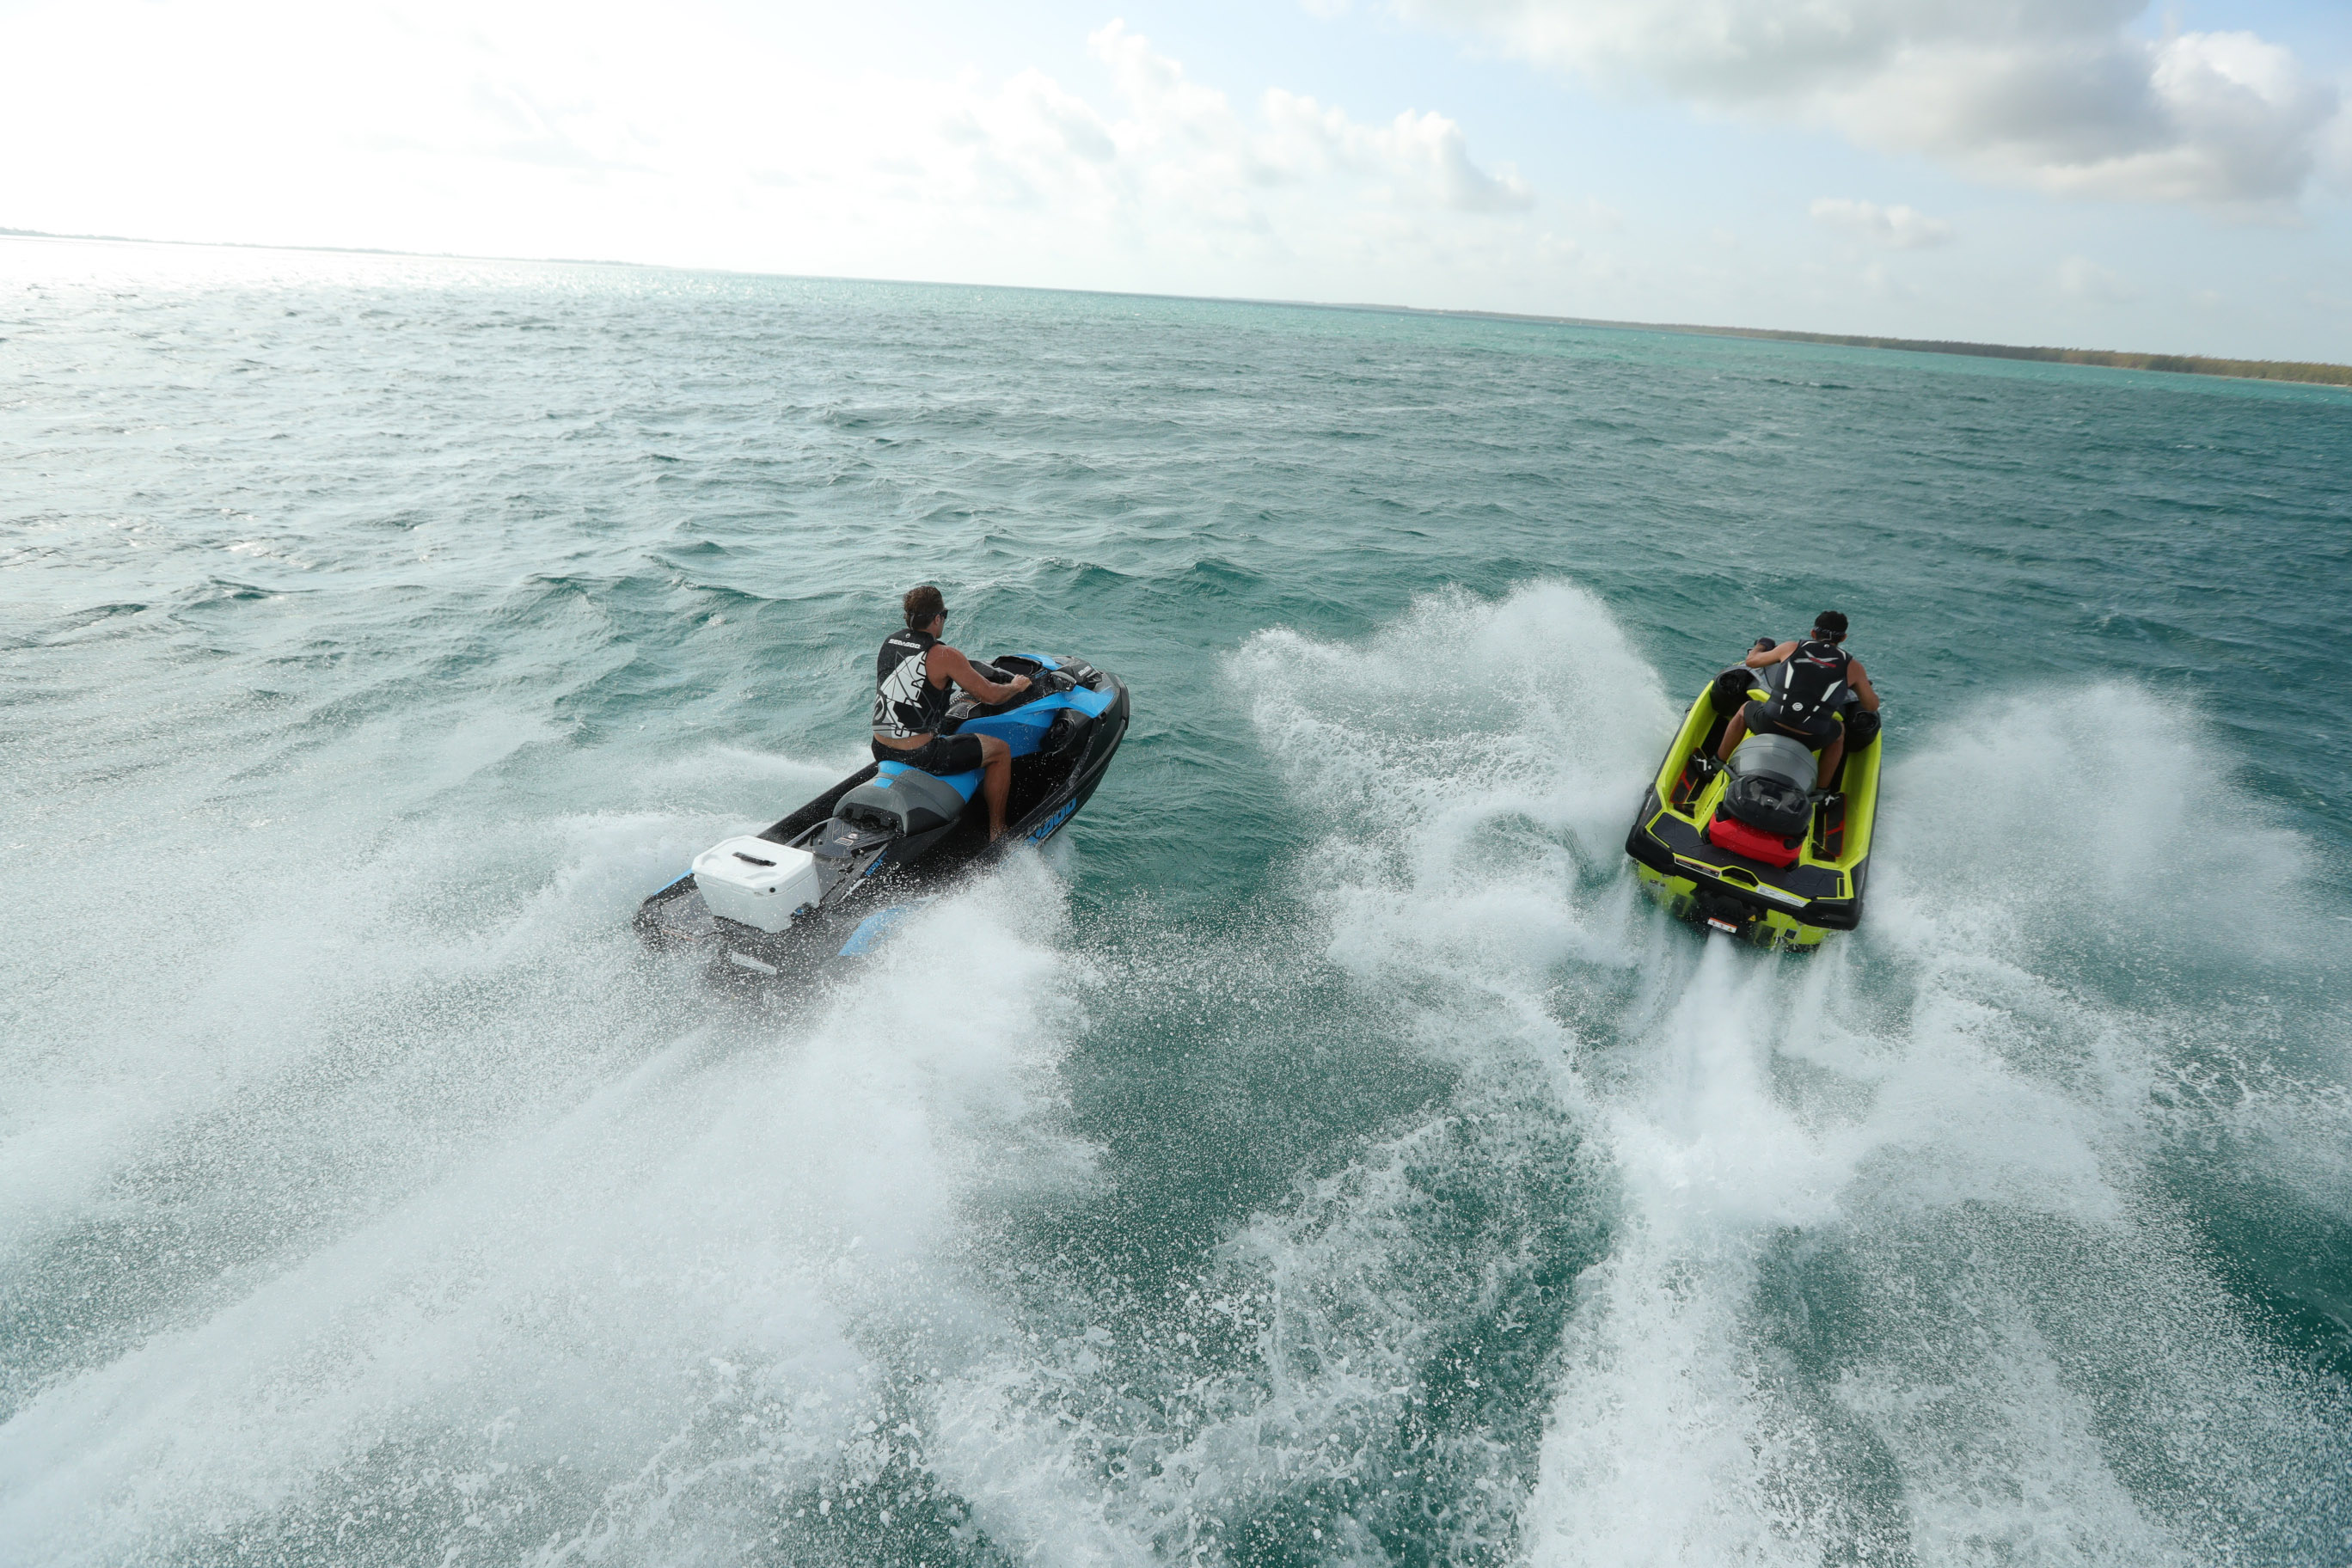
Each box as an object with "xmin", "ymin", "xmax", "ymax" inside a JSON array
[
  {"xmin": 2317, "ymin": 74, "xmax": 2352, "ymax": 194},
  {"xmin": 0, "ymin": 3, "xmax": 1536, "ymax": 297},
  {"xmin": 4, "ymin": 0, "xmax": 2337, "ymax": 357},
  {"xmin": 1263, "ymin": 91, "xmax": 1535, "ymax": 210},
  {"xmin": 2057, "ymin": 255, "xmax": 2135, "ymax": 303},
  {"xmin": 1809, "ymin": 198, "xmax": 1953, "ymax": 248},
  {"xmin": 1394, "ymin": 0, "xmax": 2344, "ymax": 206}
]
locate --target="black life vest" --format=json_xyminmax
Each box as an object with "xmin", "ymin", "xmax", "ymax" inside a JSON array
[
  {"xmin": 873, "ymin": 628, "xmax": 951, "ymax": 738},
  {"xmin": 1766, "ymin": 640, "xmax": 1852, "ymax": 727}
]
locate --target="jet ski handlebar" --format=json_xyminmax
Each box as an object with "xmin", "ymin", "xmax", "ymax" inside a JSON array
[
  {"xmin": 946, "ymin": 663, "xmax": 1078, "ymax": 726},
  {"xmin": 964, "ymin": 661, "xmax": 1074, "ymax": 710}
]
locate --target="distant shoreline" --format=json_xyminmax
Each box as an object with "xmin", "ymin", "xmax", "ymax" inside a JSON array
[
  {"xmin": 1381, "ymin": 305, "xmax": 2352, "ymax": 389},
  {"xmin": 7, "ymin": 224, "xmax": 2346, "ymax": 389}
]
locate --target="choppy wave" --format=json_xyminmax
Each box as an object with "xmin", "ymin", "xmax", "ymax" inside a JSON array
[
  {"xmin": 3, "ymin": 843, "xmax": 1094, "ymax": 1567},
  {"xmin": 1522, "ymin": 678, "xmax": 2349, "ymax": 1565},
  {"xmin": 7, "ymin": 579, "xmax": 2349, "ymax": 1565},
  {"xmin": 5, "ymin": 247, "xmax": 2349, "ymax": 1565},
  {"xmin": 912, "ymin": 587, "xmax": 2351, "ymax": 1567}
]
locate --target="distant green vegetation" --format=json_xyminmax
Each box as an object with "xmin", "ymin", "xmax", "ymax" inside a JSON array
[
  {"xmin": 1663, "ymin": 323, "xmax": 2352, "ymax": 387},
  {"xmin": 1411, "ymin": 304, "xmax": 2352, "ymax": 388}
]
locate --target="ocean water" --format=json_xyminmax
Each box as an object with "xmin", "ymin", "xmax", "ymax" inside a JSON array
[{"xmin": 4, "ymin": 235, "xmax": 2350, "ymax": 1567}]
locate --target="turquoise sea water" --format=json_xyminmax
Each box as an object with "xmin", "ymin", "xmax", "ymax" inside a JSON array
[{"xmin": 4, "ymin": 236, "xmax": 2351, "ymax": 1566}]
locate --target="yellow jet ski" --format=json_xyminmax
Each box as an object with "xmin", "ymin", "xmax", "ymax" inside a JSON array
[{"xmin": 1624, "ymin": 663, "xmax": 1881, "ymax": 948}]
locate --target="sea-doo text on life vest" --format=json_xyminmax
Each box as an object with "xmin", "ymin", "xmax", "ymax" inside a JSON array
[
  {"xmin": 1767, "ymin": 640, "xmax": 1851, "ymax": 727},
  {"xmin": 873, "ymin": 629, "xmax": 952, "ymax": 739}
]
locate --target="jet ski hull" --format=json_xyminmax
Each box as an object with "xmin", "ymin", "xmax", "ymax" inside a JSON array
[
  {"xmin": 634, "ymin": 654, "xmax": 1129, "ymax": 983},
  {"xmin": 1624, "ymin": 667, "xmax": 1881, "ymax": 949}
]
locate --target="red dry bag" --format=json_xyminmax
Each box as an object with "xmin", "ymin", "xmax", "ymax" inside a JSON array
[{"xmin": 1706, "ymin": 812, "xmax": 1803, "ymax": 868}]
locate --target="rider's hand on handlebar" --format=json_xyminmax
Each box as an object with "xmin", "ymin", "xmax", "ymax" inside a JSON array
[{"xmin": 1011, "ymin": 673, "xmax": 1032, "ymax": 695}]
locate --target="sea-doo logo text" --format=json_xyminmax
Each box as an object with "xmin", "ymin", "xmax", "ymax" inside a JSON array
[{"xmin": 1029, "ymin": 799, "xmax": 1077, "ymax": 842}]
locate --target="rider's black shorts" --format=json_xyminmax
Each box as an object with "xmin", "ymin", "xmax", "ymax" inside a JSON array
[
  {"xmin": 873, "ymin": 733, "xmax": 985, "ymax": 775},
  {"xmin": 1744, "ymin": 699, "xmax": 1840, "ymax": 750}
]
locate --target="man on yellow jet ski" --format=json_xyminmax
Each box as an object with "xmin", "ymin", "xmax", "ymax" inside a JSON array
[{"xmin": 1713, "ymin": 610, "xmax": 1879, "ymax": 792}]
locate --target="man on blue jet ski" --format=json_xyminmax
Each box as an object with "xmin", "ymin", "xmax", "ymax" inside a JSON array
[
  {"xmin": 1713, "ymin": 609, "xmax": 1879, "ymax": 792},
  {"xmin": 873, "ymin": 585, "xmax": 1032, "ymax": 841}
]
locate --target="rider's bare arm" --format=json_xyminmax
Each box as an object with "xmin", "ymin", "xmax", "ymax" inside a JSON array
[
  {"xmin": 929, "ymin": 644, "xmax": 1031, "ymax": 705},
  {"xmin": 1745, "ymin": 640, "xmax": 1798, "ymax": 669},
  {"xmin": 1848, "ymin": 658, "xmax": 1879, "ymax": 711}
]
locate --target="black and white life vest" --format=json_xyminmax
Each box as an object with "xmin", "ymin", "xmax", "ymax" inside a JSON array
[
  {"xmin": 1765, "ymin": 640, "xmax": 1852, "ymax": 727},
  {"xmin": 873, "ymin": 629, "xmax": 951, "ymax": 739}
]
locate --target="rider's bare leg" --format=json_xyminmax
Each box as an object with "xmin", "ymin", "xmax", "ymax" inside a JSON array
[
  {"xmin": 1816, "ymin": 732, "xmax": 1844, "ymax": 792},
  {"xmin": 980, "ymin": 734, "xmax": 1013, "ymax": 840},
  {"xmin": 1717, "ymin": 707, "xmax": 1749, "ymax": 763}
]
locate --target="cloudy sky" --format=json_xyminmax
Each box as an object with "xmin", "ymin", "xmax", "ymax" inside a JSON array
[{"xmin": 3, "ymin": 0, "xmax": 2348, "ymax": 358}]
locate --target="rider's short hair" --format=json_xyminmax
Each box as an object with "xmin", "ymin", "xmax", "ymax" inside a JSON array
[
  {"xmin": 903, "ymin": 584, "xmax": 945, "ymax": 628},
  {"xmin": 1812, "ymin": 609, "xmax": 1848, "ymax": 640}
]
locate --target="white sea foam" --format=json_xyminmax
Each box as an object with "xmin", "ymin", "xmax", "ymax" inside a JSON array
[
  {"xmin": 6, "ymin": 574, "xmax": 2347, "ymax": 1566},
  {"xmin": 916, "ymin": 582, "xmax": 1655, "ymax": 1564},
  {"xmin": 0, "ymin": 778, "xmax": 1093, "ymax": 1565},
  {"xmin": 916, "ymin": 583, "xmax": 2351, "ymax": 1567},
  {"xmin": 0, "ymin": 733, "xmax": 844, "ymax": 1265},
  {"xmin": 1525, "ymin": 680, "xmax": 2349, "ymax": 1567}
]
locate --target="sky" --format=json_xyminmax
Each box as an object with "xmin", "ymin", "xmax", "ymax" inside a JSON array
[{"xmin": 3, "ymin": 0, "xmax": 2349, "ymax": 359}]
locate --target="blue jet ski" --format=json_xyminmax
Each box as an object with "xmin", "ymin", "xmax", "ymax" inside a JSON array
[{"xmin": 634, "ymin": 652, "xmax": 1129, "ymax": 983}]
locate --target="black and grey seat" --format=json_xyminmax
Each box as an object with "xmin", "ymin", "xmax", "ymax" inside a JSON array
[
  {"xmin": 1722, "ymin": 734, "xmax": 1815, "ymax": 836},
  {"xmin": 834, "ymin": 768, "xmax": 971, "ymax": 836}
]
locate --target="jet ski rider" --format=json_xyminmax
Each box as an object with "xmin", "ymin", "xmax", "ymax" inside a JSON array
[
  {"xmin": 1714, "ymin": 610, "xmax": 1878, "ymax": 793},
  {"xmin": 873, "ymin": 585, "xmax": 1031, "ymax": 841}
]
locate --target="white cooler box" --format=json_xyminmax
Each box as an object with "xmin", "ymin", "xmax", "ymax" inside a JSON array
[{"xmin": 692, "ymin": 836, "xmax": 823, "ymax": 934}]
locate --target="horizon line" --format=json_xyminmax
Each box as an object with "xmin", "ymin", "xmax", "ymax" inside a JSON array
[{"xmin": 6, "ymin": 225, "xmax": 2345, "ymax": 389}]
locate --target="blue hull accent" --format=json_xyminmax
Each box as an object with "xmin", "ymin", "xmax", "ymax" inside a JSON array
[
  {"xmin": 1027, "ymin": 797, "xmax": 1078, "ymax": 843},
  {"xmin": 956, "ymin": 682, "xmax": 1116, "ymax": 756},
  {"xmin": 873, "ymin": 759, "xmax": 983, "ymax": 799},
  {"xmin": 838, "ymin": 902, "xmax": 929, "ymax": 956}
]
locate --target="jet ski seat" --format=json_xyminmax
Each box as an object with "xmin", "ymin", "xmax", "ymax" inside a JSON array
[
  {"xmin": 1720, "ymin": 733, "xmax": 1814, "ymax": 837},
  {"xmin": 835, "ymin": 765, "xmax": 972, "ymax": 836}
]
